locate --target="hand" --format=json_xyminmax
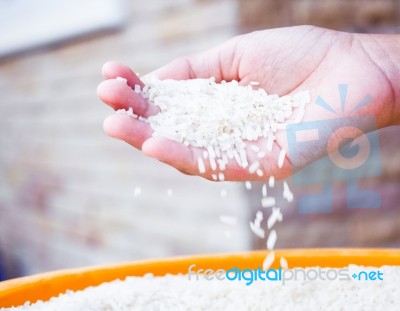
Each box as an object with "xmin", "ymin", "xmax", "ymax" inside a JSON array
[{"xmin": 97, "ymin": 25, "xmax": 399, "ymax": 181}]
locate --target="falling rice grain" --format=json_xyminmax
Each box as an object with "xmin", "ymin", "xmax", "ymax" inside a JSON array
[
  {"xmin": 262, "ymin": 184, "xmax": 267, "ymax": 197},
  {"xmin": 197, "ymin": 157, "xmax": 206, "ymax": 174},
  {"xmin": 280, "ymin": 257, "xmax": 289, "ymax": 269},
  {"xmin": 261, "ymin": 197, "xmax": 275, "ymax": 208},
  {"xmin": 269, "ymin": 176, "xmax": 275, "ymax": 188},
  {"xmin": 249, "ymin": 221, "xmax": 265, "ymax": 239},
  {"xmin": 263, "ymin": 251, "xmax": 275, "ymax": 270},
  {"xmin": 245, "ymin": 181, "xmax": 252, "ymax": 190},
  {"xmin": 267, "ymin": 229, "xmax": 277, "ymax": 250},
  {"xmin": 255, "ymin": 210, "xmax": 263, "ymax": 224},
  {"xmin": 283, "ymin": 181, "xmax": 294, "ymax": 202},
  {"xmin": 278, "ymin": 149, "xmax": 286, "ymax": 169},
  {"xmin": 267, "ymin": 207, "xmax": 283, "ymax": 229}
]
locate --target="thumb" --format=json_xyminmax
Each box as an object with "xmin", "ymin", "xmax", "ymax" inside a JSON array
[{"xmin": 144, "ymin": 38, "xmax": 240, "ymax": 81}]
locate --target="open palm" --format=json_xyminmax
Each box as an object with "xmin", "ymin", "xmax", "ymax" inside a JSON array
[{"xmin": 97, "ymin": 26, "xmax": 396, "ymax": 181}]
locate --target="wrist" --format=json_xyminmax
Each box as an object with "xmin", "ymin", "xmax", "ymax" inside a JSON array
[{"xmin": 354, "ymin": 33, "xmax": 400, "ymax": 127}]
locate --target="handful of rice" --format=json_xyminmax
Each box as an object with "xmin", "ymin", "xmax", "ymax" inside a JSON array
[{"xmin": 118, "ymin": 77, "xmax": 310, "ymax": 174}]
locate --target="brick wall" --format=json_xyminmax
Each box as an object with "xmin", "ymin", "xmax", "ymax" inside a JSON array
[{"xmin": 240, "ymin": 0, "xmax": 400, "ymax": 32}]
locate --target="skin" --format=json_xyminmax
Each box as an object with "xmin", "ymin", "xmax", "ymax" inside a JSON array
[{"xmin": 97, "ymin": 25, "xmax": 400, "ymax": 181}]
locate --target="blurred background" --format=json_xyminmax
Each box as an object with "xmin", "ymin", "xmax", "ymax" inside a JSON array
[{"xmin": 0, "ymin": 0, "xmax": 399, "ymax": 280}]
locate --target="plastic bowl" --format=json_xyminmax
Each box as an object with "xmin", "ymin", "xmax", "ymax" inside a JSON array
[{"xmin": 1, "ymin": 248, "xmax": 400, "ymax": 308}]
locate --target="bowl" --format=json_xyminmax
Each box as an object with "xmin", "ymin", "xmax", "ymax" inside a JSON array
[{"xmin": 1, "ymin": 248, "xmax": 399, "ymax": 308}]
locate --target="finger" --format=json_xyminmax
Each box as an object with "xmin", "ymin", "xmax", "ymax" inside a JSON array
[
  {"xmin": 146, "ymin": 57, "xmax": 198, "ymax": 80},
  {"xmin": 101, "ymin": 61, "xmax": 144, "ymax": 88},
  {"xmin": 97, "ymin": 79, "xmax": 159, "ymax": 117},
  {"xmin": 141, "ymin": 137, "xmax": 258, "ymax": 181},
  {"xmin": 103, "ymin": 114, "xmax": 153, "ymax": 150}
]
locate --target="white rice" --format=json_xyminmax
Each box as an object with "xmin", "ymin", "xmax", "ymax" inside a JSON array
[
  {"xmin": 262, "ymin": 251, "xmax": 276, "ymax": 270},
  {"xmin": 262, "ymin": 184, "xmax": 267, "ymax": 197},
  {"xmin": 267, "ymin": 207, "xmax": 283, "ymax": 230},
  {"xmin": 6, "ymin": 266, "xmax": 398, "ymax": 311},
  {"xmin": 120, "ymin": 77, "xmax": 309, "ymax": 172},
  {"xmin": 266, "ymin": 133, "xmax": 274, "ymax": 151},
  {"xmin": 283, "ymin": 181, "xmax": 294, "ymax": 203},
  {"xmin": 116, "ymin": 76, "xmax": 127, "ymax": 83},
  {"xmin": 117, "ymin": 107, "xmax": 138, "ymax": 118},
  {"xmin": 248, "ymin": 161, "xmax": 260, "ymax": 174},
  {"xmin": 217, "ymin": 159, "xmax": 226, "ymax": 171},
  {"xmin": 277, "ymin": 149, "xmax": 286, "ymax": 169},
  {"xmin": 266, "ymin": 229, "xmax": 277, "ymax": 250},
  {"xmin": 280, "ymin": 257, "xmax": 289, "ymax": 269},
  {"xmin": 197, "ymin": 157, "xmax": 206, "ymax": 174},
  {"xmin": 207, "ymin": 146, "xmax": 216, "ymax": 159},
  {"xmin": 249, "ymin": 221, "xmax": 265, "ymax": 239},
  {"xmin": 254, "ymin": 211, "xmax": 263, "ymax": 225},
  {"xmin": 209, "ymin": 157, "xmax": 217, "ymax": 171},
  {"xmin": 250, "ymin": 145, "xmax": 260, "ymax": 152},
  {"xmin": 261, "ymin": 197, "xmax": 276, "ymax": 208},
  {"xmin": 295, "ymin": 107, "xmax": 306, "ymax": 123},
  {"xmin": 268, "ymin": 176, "xmax": 275, "ymax": 188},
  {"xmin": 257, "ymin": 151, "xmax": 266, "ymax": 159}
]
